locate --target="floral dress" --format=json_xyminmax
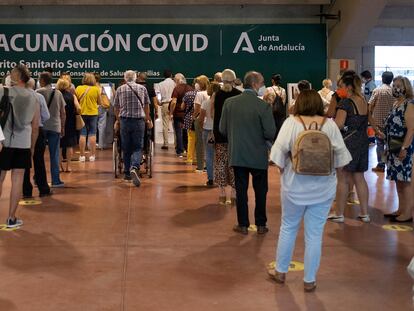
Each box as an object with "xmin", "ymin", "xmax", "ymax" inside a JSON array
[
  {"xmin": 384, "ymin": 100, "xmax": 414, "ymax": 182},
  {"xmin": 183, "ymin": 90, "xmax": 197, "ymax": 130}
]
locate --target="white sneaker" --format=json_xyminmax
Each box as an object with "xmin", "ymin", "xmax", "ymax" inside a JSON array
[
  {"xmin": 79, "ymin": 156, "xmax": 86, "ymax": 162},
  {"xmin": 6, "ymin": 217, "xmax": 23, "ymax": 228},
  {"xmin": 358, "ymin": 215, "xmax": 371, "ymax": 223},
  {"xmin": 327, "ymin": 214, "xmax": 345, "ymax": 223},
  {"xmin": 89, "ymin": 155, "xmax": 96, "ymax": 162}
]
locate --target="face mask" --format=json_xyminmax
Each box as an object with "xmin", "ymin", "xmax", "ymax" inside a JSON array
[
  {"xmin": 392, "ymin": 87, "xmax": 405, "ymax": 98},
  {"xmin": 257, "ymin": 85, "xmax": 266, "ymax": 97},
  {"xmin": 336, "ymin": 87, "xmax": 348, "ymax": 99},
  {"xmin": 194, "ymin": 83, "xmax": 201, "ymax": 91}
]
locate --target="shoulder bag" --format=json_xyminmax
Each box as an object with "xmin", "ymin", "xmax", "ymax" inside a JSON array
[{"xmin": 100, "ymin": 87, "xmax": 111, "ymax": 109}]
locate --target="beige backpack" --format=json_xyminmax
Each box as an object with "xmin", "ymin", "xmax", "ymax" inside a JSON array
[{"xmin": 291, "ymin": 116, "xmax": 333, "ymax": 176}]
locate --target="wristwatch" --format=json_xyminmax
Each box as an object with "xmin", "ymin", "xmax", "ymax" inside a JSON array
[{"xmin": 401, "ymin": 146, "xmax": 407, "ymax": 151}]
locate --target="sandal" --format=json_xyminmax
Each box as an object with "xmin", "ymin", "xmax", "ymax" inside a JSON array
[
  {"xmin": 267, "ymin": 269, "xmax": 286, "ymax": 284},
  {"xmin": 358, "ymin": 215, "xmax": 371, "ymax": 223},
  {"xmin": 304, "ymin": 281, "xmax": 317, "ymax": 292},
  {"xmin": 219, "ymin": 196, "xmax": 226, "ymax": 205},
  {"xmin": 327, "ymin": 214, "xmax": 344, "ymax": 223}
]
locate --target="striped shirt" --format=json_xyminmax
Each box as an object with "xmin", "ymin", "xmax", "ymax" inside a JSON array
[
  {"xmin": 368, "ymin": 84, "xmax": 395, "ymax": 128},
  {"xmin": 114, "ymin": 82, "xmax": 149, "ymax": 119}
]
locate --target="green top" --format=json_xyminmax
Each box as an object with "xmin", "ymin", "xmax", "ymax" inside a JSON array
[{"xmin": 219, "ymin": 90, "xmax": 276, "ymax": 170}]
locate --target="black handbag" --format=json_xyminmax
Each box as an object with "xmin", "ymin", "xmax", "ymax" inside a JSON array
[{"xmin": 388, "ymin": 136, "xmax": 405, "ymax": 154}]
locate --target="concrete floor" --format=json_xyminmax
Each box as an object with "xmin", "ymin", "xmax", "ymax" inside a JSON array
[{"xmin": 0, "ymin": 146, "xmax": 412, "ymax": 311}]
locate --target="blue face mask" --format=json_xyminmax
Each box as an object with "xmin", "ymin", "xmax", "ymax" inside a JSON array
[{"xmin": 257, "ymin": 85, "xmax": 266, "ymax": 97}]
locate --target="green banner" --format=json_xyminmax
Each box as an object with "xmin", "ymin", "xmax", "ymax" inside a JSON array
[{"xmin": 0, "ymin": 24, "xmax": 326, "ymax": 87}]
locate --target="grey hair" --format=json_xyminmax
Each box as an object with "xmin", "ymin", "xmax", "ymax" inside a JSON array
[
  {"xmin": 26, "ymin": 78, "xmax": 36, "ymax": 89},
  {"xmin": 174, "ymin": 73, "xmax": 186, "ymax": 85},
  {"xmin": 124, "ymin": 70, "xmax": 137, "ymax": 82},
  {"xmin": 222, "ymin": 69, "xmax": 236, "ymax": 83},
  {"xmin": 244, "ymin": 71, "xmax": 263, "ymax": 89}
]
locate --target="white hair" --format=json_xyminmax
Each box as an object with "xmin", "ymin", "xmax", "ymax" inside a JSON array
[
  {"xmin": 124, "ymin": 70, "xmax": 137, "ymax": 82},
  {"xmin": 221, "ymin": 69, "xmax": 236, "ymax": 83},
  {"xmin": 26, "ymin": 78, "xmax": 36, "ymax": 89},
  {"xmin": 174, "ymin": 73, "xmax": 186, "ymax": 85},
  {"xmin": 4, "ymin": 75, "xmax": 11, "ymax": 87}
]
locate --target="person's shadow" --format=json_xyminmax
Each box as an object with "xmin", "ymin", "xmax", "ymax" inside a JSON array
[
  {"xmin": 0, "ymin": 298, "xmax": 16, "ymax": 310},
  {"xmin": 0, "ymin": 230, "xmax": 83, "ymax": 278},
  {"xmin": 175, "ymin": 235, "xmax": 266, "ymax": 293},
  {"xmin": 171, "ymin": 204, "xmax": 229, "ymax": 227}
]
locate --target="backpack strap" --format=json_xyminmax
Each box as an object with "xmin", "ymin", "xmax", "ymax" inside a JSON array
[
  {"xmin": 298, "ymin": 115, "xmax": 327, "ymax": 131},
  {"xmin": 297, "ymin": 115, "xmax": 307, "ymax": 131},
  {"xmin": 47, "ymin": 90, "xmax": 56, "ymax": 108},
  {"xmin": 126, "ymin": 83, "xmax": 144, "ymax": 109},
  {"xmin": 319, "ymin": 116, "xmax": 327, "ymax": 131}
]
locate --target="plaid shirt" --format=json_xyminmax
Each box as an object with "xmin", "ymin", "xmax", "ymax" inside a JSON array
[
  {"xmin": 368, "ymin": 84, "xmax": 395, "ymax": 128},
  {"xmin": 114, "ymin": 82, "xmax": 149, "ymax": 119}
]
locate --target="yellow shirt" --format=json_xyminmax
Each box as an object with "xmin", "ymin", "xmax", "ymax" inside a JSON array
[{"xmin": 75, "ymin": 85, "xmax": 100, "ymax": 115}]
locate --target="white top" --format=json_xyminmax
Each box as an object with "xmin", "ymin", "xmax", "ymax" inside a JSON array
[
  {"xmin": 318, "ymin": 88, "xmax": 334, "ymax": 112},
  {"xmin": 194, "ymin": 90, "xmax": 209, "ymax": 107},
  {"xmin": 201, "ymin": 97, "xmax": 213, "ymax": 130},
  {"xmin": 270, "ymin": 116, "xmax": 352, "ymax": 205},
  {"xmin": 154, "ymin": 78, "xmax": 176, "ymax": 103},
  {"xmin": 0, "ymin": 126, "xmax": 4, "ymax": 142}
]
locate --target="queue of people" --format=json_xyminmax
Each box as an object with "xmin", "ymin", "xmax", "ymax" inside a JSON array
[{"xmin": 0, "ymin": 64, "xmax": 413, "ymax": 293}]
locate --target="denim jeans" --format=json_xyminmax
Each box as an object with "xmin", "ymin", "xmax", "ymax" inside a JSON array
[
  {"xmin": 202, "ymin": 129, "xmax": 214, "ymax": 181},
  {"xmin": 45, "ymin": 130, "xmax": 62, "ymax": 185},
  {"xmin": 376, "ymin": 136, "xmax": 385, "ymax": 167},
  {"xmin": 97, "ymin": 106, "xmax": 107, "ymax": 148},
  {"xmin": 194, "ymin": 120, "xmax": 204, "ymax": 170},
  {"xmin": 275, "ymin": 195, "xmax": 333, "ymax": 283},
  {"xmin": 173, "ymin": 117, "xmax": 184, "ymax": 155},
  {"xmin": 120, "ymin": 117, "xmax": 145, "ymax": 174}
]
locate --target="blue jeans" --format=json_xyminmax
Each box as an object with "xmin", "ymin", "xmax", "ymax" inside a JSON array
[
  {"xmin": 80, "ymin": 115, "xmax": 98, "ymax": 136},
  {"xmin": 202, "ymin": 129, "xmax": 214, "ymax": 181},
  {"xmin": 173, "ymin": 117, "xmax": 184, "ymax": 155},
  {"xmin": 45, "ymin": 130, "xmax": 62, "ymax": 185},
  {"xmin": 275, "ymin": 195, "xmax": 333, "ymax": 283},
  {"xmin": 120, "ymin": 117, "xmax": 145, "ymax": 174},
  {"xmin": 97, "ymin": 107, "xmax": 107, "ymax": 148},
  {"xmin": 376, "ymin": 136, "xmax": 385, "ymax": 167}
]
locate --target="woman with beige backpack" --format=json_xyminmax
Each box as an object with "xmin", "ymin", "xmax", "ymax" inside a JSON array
[{"xmin": 268, "ymin": 90, "xmax": 351, "ymax": 292}]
